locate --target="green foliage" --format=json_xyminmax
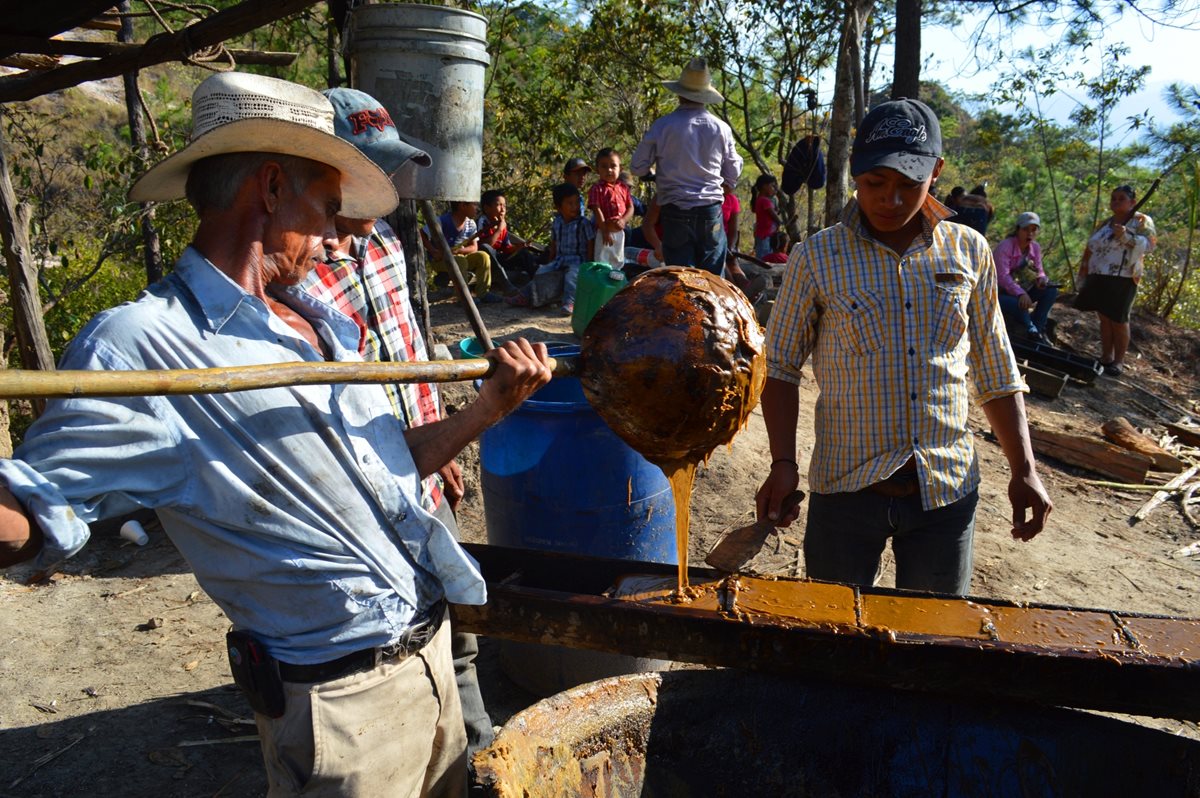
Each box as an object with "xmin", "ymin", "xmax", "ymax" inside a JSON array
[{"xmin": 3, "ymin": 0, "xmax": 1199, "ymax": 344}]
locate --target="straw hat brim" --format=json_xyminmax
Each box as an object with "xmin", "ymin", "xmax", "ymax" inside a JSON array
[
  {"xmin": 662, "ymin": 79, "xmax": 723, "ymax": 105},
  {"xmin": 129, "ymin": 118, "xmax": 399, "ymax": 219}
]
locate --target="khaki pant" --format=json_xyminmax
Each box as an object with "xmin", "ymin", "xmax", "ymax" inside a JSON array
[
  {"xmin": 255, "ymin": 611, "xmax": 467, "ymax": 797},
  {"xmin": 430, "ymin": 252, "xmax": 491, "ymax": 297}
]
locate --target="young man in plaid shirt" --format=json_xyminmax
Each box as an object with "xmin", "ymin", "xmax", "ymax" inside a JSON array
[
  {"xmin": 756, "ymin": 99, "xmax": 1052, "ymax": 596},
  {"xmin": 301, "ymin": 87, "xmax": 495, "ymax": 760}
]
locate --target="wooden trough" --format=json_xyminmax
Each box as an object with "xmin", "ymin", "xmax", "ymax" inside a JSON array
[{"xmin": 453, "ymin": 543, "xmax": 1200, "ymax": 721}]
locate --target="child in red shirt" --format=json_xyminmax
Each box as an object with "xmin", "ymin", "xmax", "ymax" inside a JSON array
[
  {"xmin": 587, "ymin": 147, "xmax": 634, "ymax": 268},
  {"xmin": 752, "ymin": 174, "xmax": 783, "ymax": 259}
]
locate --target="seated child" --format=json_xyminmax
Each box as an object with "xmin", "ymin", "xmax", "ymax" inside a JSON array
[
  {"xmin": 507, "ymin": 183, "xmax": 595, "ymax": 314},
  {"xmin": 588, "ymin": 148, "xmax": 633, "ymax": 268},
  {"xmin": 420, "ymin": 200, "xmax": 500, "ymax": 302},
  {"xmin": 762, "ymin": 231, "xmax": 790, "ymax": 264},
  {"xmin": 478, "ymin": 189, "xmax": 539, "ymax": 290}
]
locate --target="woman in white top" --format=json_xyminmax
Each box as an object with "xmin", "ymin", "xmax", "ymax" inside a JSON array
[{"xmin": 1075, "ymin": 185, "xmax": 1157, "ymax": 376}]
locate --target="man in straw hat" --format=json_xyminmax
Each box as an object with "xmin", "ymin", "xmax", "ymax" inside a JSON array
[
  {"xmin": 303, "ymin": 86, "xmax": 496, "ymax": 762},
  {"xmin": 757, "ymin": 98, "xmax": 1050, "ymax": 597},
  {"xmin": 631, "ymin": 57, "xmax": 743, "ymax": 275},
  {"xmin": 0, "ymin": 72, "xmax": 552, "ymax": 796}
]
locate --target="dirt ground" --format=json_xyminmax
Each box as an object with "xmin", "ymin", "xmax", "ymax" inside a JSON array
[{"xmin": 2, "ymin": 289, "xmax": 1199, "ymax": 797}]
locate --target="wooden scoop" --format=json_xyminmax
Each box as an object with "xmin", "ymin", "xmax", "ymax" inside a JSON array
[{"xmin": 704, "ymin": 490, "xmax": 805, "ymax": 573}]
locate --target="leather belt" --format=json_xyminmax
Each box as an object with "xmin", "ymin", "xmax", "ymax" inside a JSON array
[
  {"xmin": 865, "ymin": 460, "xmax": 921, "ymax": 498},
  {"xmin": 278, "ymin": 600, "xmax": 445, "ymax": 684}
]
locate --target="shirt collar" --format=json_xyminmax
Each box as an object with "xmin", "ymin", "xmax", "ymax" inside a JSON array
[
  {"xmin": 175, "ymin": 246, "xmax": 361, "ymax": 356},
  {"xmin": 841, "ymin": 193, "xmax": 956, "ymax": 251},
  {"xmin": 174, "ymin": 246, "xmax": 265, "ymax": 333}
]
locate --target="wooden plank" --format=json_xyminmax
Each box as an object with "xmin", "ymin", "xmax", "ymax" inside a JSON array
[
  {"xmin": 1027, "ymin": 424, "xmax": 1152, "ymax": 484},
  {"xmin": 454, "ymin": 543, "xmax": 1200, "ymax": 721},
  {"xmin": 0, "ymin": 0, "xmax": 321, "ymax": 103},
  {"xmin": 1101, "ymin": 416, "xmax": 1187, "ymax": 473},
  {"xmin": 1018, "ymin": 362, "xmax": 1067, "ymax": 399}
]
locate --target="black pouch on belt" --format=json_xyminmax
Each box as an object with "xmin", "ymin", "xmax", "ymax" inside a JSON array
[{"xmin": 226, "ymin": 630, "xmax": 286, "ymax": 718}]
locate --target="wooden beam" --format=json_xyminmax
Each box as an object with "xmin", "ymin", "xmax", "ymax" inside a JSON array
[
  {"xmin": 1027, "ymin": 424, "xmax": 1153, "ymax": 484},
  {"xmin": 0, "ymin": 1, "xmax": 117, "ymax": 45},
  {"xmin": 0, "ymin": 34, "xmax": 298, "ymax": 67},
  {"xmin": 0, "ymin": 0, "xmax": 321, "ymax": 103}
]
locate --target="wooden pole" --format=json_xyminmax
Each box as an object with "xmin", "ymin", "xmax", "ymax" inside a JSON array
[
  {"xmin": 420, "ymin": 200, "xmax": 493, "ymax": 351},
  {"xmin": 0, "ymin": 0, "xmax": 323, "ymax": 103},
  {"xmin": 0, "ymin": 35, "xmax": 298, "ymax": 66},
  {"xmin": 118, "ymin": 0, "xmax": 163, "ymax": 286},
  {"xmin": 0, "ymin": 356, "xmax": 576, "ymax": 400},
  {"xmin": 0, "ymin": 106, "xmax": 55, "ymax": 416}
]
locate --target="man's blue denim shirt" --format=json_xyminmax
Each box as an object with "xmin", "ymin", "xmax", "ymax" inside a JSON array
[{"xmin": 0, "ymin": 248, "xmax": 485, "ymax": 663}]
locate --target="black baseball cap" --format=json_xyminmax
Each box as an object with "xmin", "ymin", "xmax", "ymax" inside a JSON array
[
  {"xmin": 563, "ymin": 157, "xmax": 591, "ymax": 174},
  {"xmin": 850, "ymin": 98, "xmax": 942, "ymax": 182}
]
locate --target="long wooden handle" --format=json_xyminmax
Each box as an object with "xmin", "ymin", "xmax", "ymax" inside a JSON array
[{"xmin": 0, "ymin": 356, "xmax": 577, "ymax": 399}]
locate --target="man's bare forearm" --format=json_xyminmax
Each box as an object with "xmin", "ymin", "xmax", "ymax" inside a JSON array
[
  {"xmin": 982, "ymin": 393, "xmax": 1036, "ymax": 476},
  {"xmin": 761, "ymin": 377, "xmax": 800, "ymax": 460}
]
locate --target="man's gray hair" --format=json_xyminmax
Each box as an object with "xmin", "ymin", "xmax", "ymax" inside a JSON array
[{"xmin": 185, "ymin": 153, "xmax": 331, "ymax": 213}]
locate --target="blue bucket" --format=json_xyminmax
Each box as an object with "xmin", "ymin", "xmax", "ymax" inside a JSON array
[{"xmin": 479, "ymin": 346, "xmax": 677, "ymax": 563}]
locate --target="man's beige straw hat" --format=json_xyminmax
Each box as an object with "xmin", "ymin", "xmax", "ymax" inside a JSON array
[
  {"xmin": 662, "ymin": 57, "xmax": 724, "ymax": 105},
  {"xmin": 130, "ymin": 72, "xmax": 398, "ymax": 219}
]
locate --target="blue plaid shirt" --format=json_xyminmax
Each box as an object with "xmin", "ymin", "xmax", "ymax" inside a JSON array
[{"xmin": 552, "ymin": 213, "xmax": 594, "ymax": 262}]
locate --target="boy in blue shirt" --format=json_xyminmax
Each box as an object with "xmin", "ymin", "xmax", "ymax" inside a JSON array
[{"xmin": 507, "ymin": 183, "xmax": 595, "ymax": 313}]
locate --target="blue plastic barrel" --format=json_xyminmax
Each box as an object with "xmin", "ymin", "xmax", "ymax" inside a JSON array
[{"xmin": 479, "ymin": 347, "xmax": 677, "ymax": 563}]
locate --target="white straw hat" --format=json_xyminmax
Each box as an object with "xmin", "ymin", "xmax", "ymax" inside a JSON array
[
  {"xmin": 662, "ymin": 57, "xmax": 724, "ymax": 105},
  {"xmin": 130, "ymin": 73, "xmax": 398, "ymax": 219}
]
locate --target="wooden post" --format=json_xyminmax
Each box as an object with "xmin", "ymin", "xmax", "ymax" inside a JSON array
[
  {"xmin": 388, "ymin": 200, "xmax": 432, "ymax": 350},
  {"xmin": 0, "ymin": 106, "xmax": 54, "ymax": 416},
  {"xmin": 118, "ymin": 0, "xmax": 162, "ymax": 285}
]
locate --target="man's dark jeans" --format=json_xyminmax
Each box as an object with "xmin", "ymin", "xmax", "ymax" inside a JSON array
[
  {"xmin": 660, "ymin": 201, "xmax": 726, "ymax": 275},
  {"xmin": 804, "ymin": 488, "xmax": 979, "ymax": 595}
]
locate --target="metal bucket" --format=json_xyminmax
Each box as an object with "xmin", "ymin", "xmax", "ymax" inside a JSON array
[
  {"xmin": 475, "ymin": 670, "xmax": 1200, "ymax": 796},
  {"xmin": 346, "ymin": 3, "xmax": 489, "ymax": 201}
]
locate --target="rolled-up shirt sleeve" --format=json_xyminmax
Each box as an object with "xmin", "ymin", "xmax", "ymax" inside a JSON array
[
  {"xmin": 630, "ymin": 129, "xmax": 656, "ymax": 177},
  {"xmin": 966, "ymin": 244, "xmax": 1027, "ymax": 404},
  {"xmin": 721, "ymin": 131, "xmax": 743, "ymax": 189},
  {"xmin": 765, "ymin": 243, "xmax": 819, "ymax": 385},
  {"xmin": 0, "ymin": 341, "xmax": 187, "ymax": 569}
]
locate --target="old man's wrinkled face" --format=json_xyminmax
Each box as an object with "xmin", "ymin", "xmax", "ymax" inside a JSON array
[{"xmin": 265, "ymin": 162, "xmax": 341, "ymax": 286}]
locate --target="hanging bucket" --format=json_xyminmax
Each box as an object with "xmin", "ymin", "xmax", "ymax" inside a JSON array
[{"xmin": 346, "ymin": 3, "xmax": 489, "ymax": 201}]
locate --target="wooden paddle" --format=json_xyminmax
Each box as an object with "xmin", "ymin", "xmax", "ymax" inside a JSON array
[
  {"xmin": 0, "ymin": 356, "xmax": 577, "ymax": 399},
  {"xmin": 704, "ymin": 490, "xmax": 805, "ymax": 573}
]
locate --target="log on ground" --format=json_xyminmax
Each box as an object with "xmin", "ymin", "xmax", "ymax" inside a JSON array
[
  {"xmin": 1027, "ymin": 424, "xmax": 1153, "ymax": 484},
  {"xmin": 1100, "ymin": 416, "xmax": 1186, "ymax": 473}
]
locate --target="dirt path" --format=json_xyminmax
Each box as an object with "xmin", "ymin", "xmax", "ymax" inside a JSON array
[{"xmin": 2, "ymin": 294, "xmax": 1198, "ymax": 796}]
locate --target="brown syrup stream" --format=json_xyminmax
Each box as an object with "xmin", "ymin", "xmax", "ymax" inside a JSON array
[{"xmin": 663, "ymin": 460, "xmax": 698, "ymax": 592}]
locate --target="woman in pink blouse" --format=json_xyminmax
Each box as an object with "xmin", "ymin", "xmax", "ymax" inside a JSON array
[{"xmin": 993, "ymin": 211, "xmax": 1057, "ymax": 342}]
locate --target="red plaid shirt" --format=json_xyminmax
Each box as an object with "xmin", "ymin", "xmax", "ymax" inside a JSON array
[{"xmin": 304, "ymin": 219, "xmax": 443, "ymax": 511}]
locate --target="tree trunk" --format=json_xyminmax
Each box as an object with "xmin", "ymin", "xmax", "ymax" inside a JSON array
[
  {"xmin": 825, "ymin": 0, "xmax": 874, "ymax": 224},
  {"xmin": 119, "ymin": 0, "xmax": 163, "ymax": 285},
  {"xmin": 0, "ymin": 107, "xmax": 54, "ymax": 417},
  {"xmin": 892, "ymin": 0, "xmax": 921, "ymax": 100},
  {"xmin": 0, "ymin": 303, "xmax": 10, "ymax": 457},
  {"xmin": 388, "ymin": 199, "xmax": 432, "ymax": 350}
]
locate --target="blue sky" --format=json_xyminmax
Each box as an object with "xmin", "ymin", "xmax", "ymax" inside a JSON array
[{"xmin": 918, "ymin": 9, "xmax": 1200, "ymax": 142}]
